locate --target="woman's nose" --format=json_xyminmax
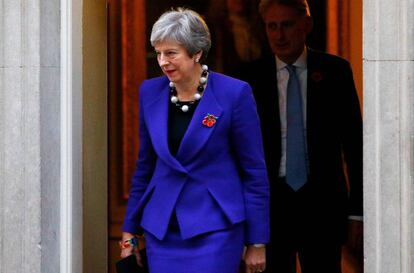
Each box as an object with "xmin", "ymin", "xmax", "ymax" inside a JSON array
[{"xmin": 158, "ymin": 54, "xmax": 169, "ymax": 66}]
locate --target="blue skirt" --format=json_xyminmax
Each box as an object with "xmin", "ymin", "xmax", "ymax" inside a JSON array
[{"xmin": 144, "ymin": 217, "xmax": 244, "ymax": 273}]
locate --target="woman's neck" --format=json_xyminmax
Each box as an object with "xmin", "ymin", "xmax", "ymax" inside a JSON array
[{"xmin": 175, "ymin": 66, "xmax": 202, "ymax": 101}]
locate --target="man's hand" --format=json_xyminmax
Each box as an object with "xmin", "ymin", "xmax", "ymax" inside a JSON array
[{"xmin": 346, "ymin": 220, "xmax": 363, "ymax": 263}]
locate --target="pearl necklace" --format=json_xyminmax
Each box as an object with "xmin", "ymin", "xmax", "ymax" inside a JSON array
[{"xmin": 170, "ymin": 65, "xmax": 208, "ymax": 112}]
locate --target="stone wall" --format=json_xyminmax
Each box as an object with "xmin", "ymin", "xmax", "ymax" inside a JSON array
[
  {"xmin": 0, "ymin": 0, "xmax": 59, "ymax": 272},
  {"xmin": 363, "ymin": 0, "xmax": 414, "ymax": 272}
]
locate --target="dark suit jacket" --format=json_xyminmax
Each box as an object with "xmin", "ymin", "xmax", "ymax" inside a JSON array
[
  {"xmin": 123, "ymin": 72, "xmax": 270, "ymax": 244},
  {"xmin": 241, "ymin": 49, "xmax": 362, "ymax": 243}
]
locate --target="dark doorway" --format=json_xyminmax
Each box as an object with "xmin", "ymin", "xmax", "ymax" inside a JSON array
[{"xmin": 107, "ymin": 2, "xmax": 366, "ymax": 273}]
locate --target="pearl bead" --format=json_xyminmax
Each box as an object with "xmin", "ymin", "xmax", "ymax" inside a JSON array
[
  {"xmin": 169, "ymin": 68, "xmax": 208, "ymax": 112},
  {"xmin": 171, "ymin": 96, "xmax": 178, "ymax": 103},
  {"xmin": 181, "ymin": 105, "xmax": 189, "ymax": 112}
]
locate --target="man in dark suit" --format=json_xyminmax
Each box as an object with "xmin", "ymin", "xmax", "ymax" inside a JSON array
[{"xmin": 241, "ymin": 0, "xmax": 363, "ymax": 272}]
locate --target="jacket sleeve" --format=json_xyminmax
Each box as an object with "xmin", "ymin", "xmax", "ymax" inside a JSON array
[
  {"xmin": 230, "ymin": 83, "xmax": 270, "ymax": 244},
  {"xmin": 338, "ymin": 61, "xmax": 363, "ymax": 217},
  {"xmin": 122, "ymin": 84, "xmax": 157, "ymax": 233}
]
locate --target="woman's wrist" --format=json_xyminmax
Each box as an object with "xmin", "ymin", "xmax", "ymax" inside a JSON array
[
  {"xmin": 122, "ymin": 231, "xmax": 135, "ymax": 239},
  {"xmin": 119, "ymin": 237, "xmax": 139, "ymax": 249},
  {"xmin": 250, "ymin": 244, "xmax": 266, "ymax": 248},
  {"xmin": 119, "ymin": 233, "xmax": 145, "ymax": 250}
]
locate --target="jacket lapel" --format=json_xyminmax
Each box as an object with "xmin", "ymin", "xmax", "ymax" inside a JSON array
[
  {"xmin": 268, "ymin": 58, "xmax": 282, "ymax": 170},
  {"xmin": 176, "ymin": 76, "xmax": 223, "ymax": 165},
  {"xmin": 306, "ymin": 49, "xmax": 322, "ymax": 131},
  {"xmin": 144, "ymin": 83, "xmax": 187, "ymax": 173}
]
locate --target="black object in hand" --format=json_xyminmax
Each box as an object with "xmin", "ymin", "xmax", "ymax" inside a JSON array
[{"xmin": 116, "ymin": 249, "xmax": 148, "ymax": 273}]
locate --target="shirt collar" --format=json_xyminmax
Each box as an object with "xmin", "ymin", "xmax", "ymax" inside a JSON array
[{"xmin": 275, "ymin": 47, "xmax": 308, "ymax": 72}]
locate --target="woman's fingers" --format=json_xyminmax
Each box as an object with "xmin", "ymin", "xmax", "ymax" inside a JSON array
[
  {"xmin": 244, "ymin": 246, "xmax": 266, "ymax": 273},
  {"xmin": 120, "ymin": 247, "xmax": 133, "ymax": 258},
  {"xmin": 134, "ymin": 250, "xmax": 144, "ymax": 267}
]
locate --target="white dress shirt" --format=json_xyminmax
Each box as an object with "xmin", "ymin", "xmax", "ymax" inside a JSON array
[{"xmin": 276, "ymin": 48, "xmax": 308, "ymax": 177}]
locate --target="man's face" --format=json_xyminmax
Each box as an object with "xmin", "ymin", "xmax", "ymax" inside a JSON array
[{"xmin": 263, "ymin": 4, "xmax": 313, "ymax": 64}]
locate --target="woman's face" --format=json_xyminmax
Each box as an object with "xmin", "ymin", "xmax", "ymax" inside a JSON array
[{"xmin": 154, "ymin": 40, "xmax": 201, "ymax": 84}]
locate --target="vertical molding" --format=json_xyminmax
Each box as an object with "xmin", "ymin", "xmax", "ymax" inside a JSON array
[
  {"xmin": 22, "ymin": 0, "xmax": 41, "ymax": 271},
  {"xmin": 348, "ymin": 0, "xmax": 363, "ymax": 103},
  {"xmin": 326, "ymin": 0, "xmax": 349, "ymax": 57},
  {"xmin": 364, "ymin": 0, "xmax": 377, "ymax": 271},
  {"xmin": 0, "ymin": 0, "xmax": 3, "ymax": 267},
  {"xmin": 326, "ymin": 0, "xmax": 362, "ymax": 102},
  {"xmin": 326, "ymin": 0, "xmax": 338, "ymax": 54},
  {"xmin": 364, "ymin": 0, "xmax": 414, "ymax": 272},
  {"xmin": 120, "ymin": 0, "xmax": 147, "ymax": 199},
  {"xmin": 120, "ymin": 0, "xmax": 132, "ymax": 199},
  {"xmin": 60, "ymin": 0, "xmax": 73, "ymax": 271},
  {"xmin": 339, "ymin": 1, "xmax": 350, "ymax": 60},
  {"xmin": 82, "ymin": 0, "xmax": 108, "ymax": 272},
  {"xmin": 60, "ymin": 0, "xmax": 83, "ymax": 272},
  {"xmin": 398, "ymin": 1, "xmax": 413, "ymax": 272},
  {"xmin": 1, "ymin": 0, "xmax": 42, "ymax": 272},
  {"xmin": 400, "ymin": 61, "xmax": 412, "ymax": 273},
  {"xmin": 39, "ymin": 0, "xmax": 61, "ymax": 270}
]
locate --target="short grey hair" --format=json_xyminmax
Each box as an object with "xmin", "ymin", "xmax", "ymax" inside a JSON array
[
  {"xmin": 150, "ymin": 8, "xmax": 211, "ymax": 62},
  {"xmin": 259, "ymin": 0, "xmax": 311, "ymax": 18}
]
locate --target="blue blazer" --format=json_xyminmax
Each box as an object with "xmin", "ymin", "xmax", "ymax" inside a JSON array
[{"xmin": 123, "ymin": 72, "xmax": 270, "ymax": 244}]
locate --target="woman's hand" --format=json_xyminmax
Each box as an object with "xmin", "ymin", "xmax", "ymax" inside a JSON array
[
  {"xmin": 244, "ymin": 245, "xmax": 266, "ymax": 273},
  {"xmin": 120, "ymin": 232, "xmax": 144, "ymax": 267}
]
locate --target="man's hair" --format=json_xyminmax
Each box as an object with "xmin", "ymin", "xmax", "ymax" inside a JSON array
[{"xmin": 259, "ymin": 0, "xmax": 311, "ymax": 18}]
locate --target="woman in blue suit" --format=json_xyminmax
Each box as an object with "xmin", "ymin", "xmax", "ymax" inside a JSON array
[{"xmin": 120, "ymin": 8, "xmax": 269, "ymax": 273}]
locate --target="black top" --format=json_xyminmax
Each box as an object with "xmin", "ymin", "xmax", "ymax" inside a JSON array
[{"xmin": 168, "ymin": 100, "xmax": 199, "ymax": 156}]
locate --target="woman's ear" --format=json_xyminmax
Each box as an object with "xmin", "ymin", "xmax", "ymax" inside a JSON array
[{"xmin": 195, "ymin": 51, "xmax": 203, "ymax": 63}]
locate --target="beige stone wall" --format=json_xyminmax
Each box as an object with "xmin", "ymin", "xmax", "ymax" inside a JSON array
[
  {"xmin": 0, "ymin": 1, "xmax": 42, "ymax": 272},
  {"xmin": 363, "ymin": 0, "xmax": 414, "ymax": 272},
  {"xmin": 0, "ymin": 0, "xmax": 107, "ymax": 272}
]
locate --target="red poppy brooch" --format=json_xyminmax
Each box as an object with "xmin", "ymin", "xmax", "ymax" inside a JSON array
[
  {"xmin": 310, "ymin": 71, "xmax": 324, "ymax": 83},
  {"xmin": 202, "ymin": 113, "xmax": 218, "ymax": 128}
]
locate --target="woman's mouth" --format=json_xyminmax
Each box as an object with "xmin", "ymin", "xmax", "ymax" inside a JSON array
[{"xmin": 164, "ymin": 69, "xmax": 176, "ymax": 76}]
